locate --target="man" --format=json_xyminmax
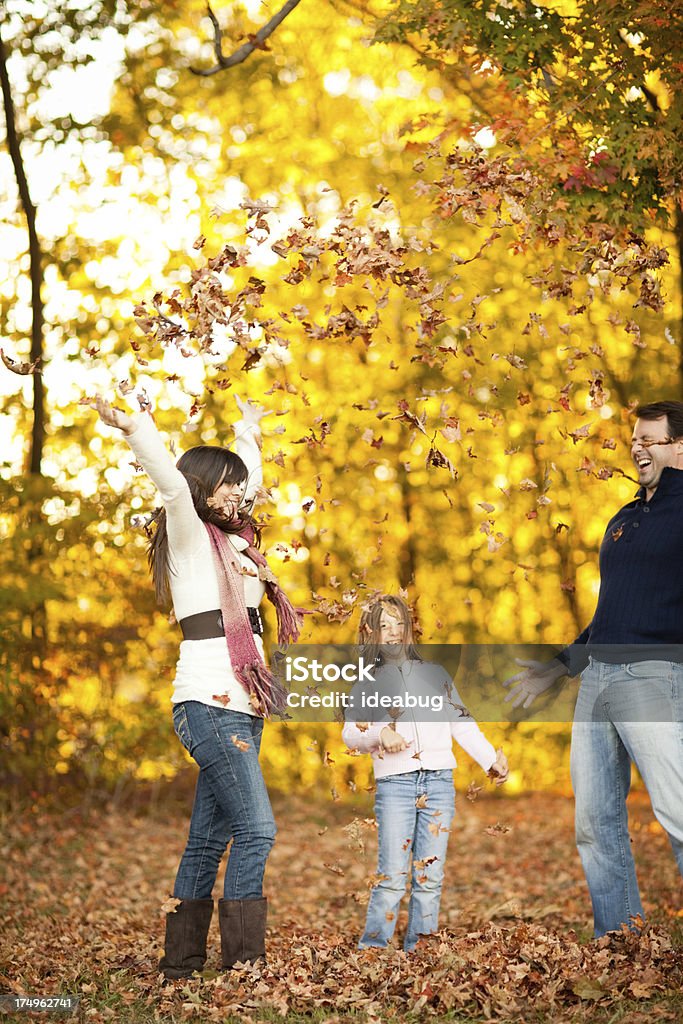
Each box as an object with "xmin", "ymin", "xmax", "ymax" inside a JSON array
[{"xmin": 504, "ymin": 401, "xmax": 683, "ymax": 937}]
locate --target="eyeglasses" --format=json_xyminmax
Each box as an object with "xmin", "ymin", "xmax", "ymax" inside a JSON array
[{"xmin": 631, "ymin": 437, "xmax": 675, "ymax": 448}]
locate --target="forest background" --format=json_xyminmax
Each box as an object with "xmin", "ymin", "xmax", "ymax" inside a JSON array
[{"xmin": 1, "ymin": 0, "xmax": 682, "ymax": 807}]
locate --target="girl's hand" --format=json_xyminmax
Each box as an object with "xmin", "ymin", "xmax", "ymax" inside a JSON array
[
  {"xmin": 87, "ymin": 396, "xmax": 136, "ymax": 436},
  {"xmin": 379, "ymin": 726, "xmax": 410, "ymax": 753},
  {"xmin": 235, "ymin": 395, "xmax": 272, "ymax": 428},
  {"xmin": 487, "ymin": 748, "xmax": 509, "ymax": 786}
]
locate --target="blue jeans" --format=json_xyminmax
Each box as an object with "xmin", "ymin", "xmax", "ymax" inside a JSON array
[
  {"xmin": 360, "ymin": 769, "xmax": 455, "ymax": 952},
  {"xmin": 171, "ymin": 701, "xmax": 276, "ymax": 900},
  {"xmin": 571, "ymin": 659, "xmax": 683, "ymax": 937}
]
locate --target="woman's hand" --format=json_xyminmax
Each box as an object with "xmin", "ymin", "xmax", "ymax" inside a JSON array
[
  {"xmin": 379, "ymin": 726, "xmax": 410, "ymax": 754},
  {"xmin": 487, "ymin": 748, "xmax": 509, "ymax": 786},
  {"xmin": 87, "ymin": 396, "xmax": 136, "ymax": 436},
  {"xmin": 235, "ymin": 395, "xmax": 272, "ymax": 428}
]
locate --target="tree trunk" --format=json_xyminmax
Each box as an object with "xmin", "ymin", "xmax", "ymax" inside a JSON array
[
  {"xmin": 676, "ymin": 206, "xmax": 683, "ymax": 398},
  {"xmin": 0, "ymin": 29, "xmax": 47, "ymax": 651},
  {"xmin": 0, "ymin": 28, "xmax": 45, "ymax": 475},
  {"xmin": 398, "ymin": 465, "xmax": 417, "ymax": 589}
]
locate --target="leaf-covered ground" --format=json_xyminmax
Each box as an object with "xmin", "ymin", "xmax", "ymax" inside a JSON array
[{"xmin": 2, "ymin": 781, "xmax": 682, "ymax": 1023}]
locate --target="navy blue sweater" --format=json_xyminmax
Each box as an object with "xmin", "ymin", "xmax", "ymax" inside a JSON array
[{"xmin": 558, "ymin": 466, "xmax": 683, "ymax": 674}]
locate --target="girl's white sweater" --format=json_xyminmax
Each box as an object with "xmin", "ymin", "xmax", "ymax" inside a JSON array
[
  {"xmin": 126, "ymin": 413, "xmax": 266, "ymax": 716},
  {"xmin": 341, "ymin": 660, "xmax": 497, "ymax": 779}
]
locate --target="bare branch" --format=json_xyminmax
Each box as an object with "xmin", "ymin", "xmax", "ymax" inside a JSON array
[{"xmin": 191, "ymin": 0, "xmax": 302, "ymax": 77}]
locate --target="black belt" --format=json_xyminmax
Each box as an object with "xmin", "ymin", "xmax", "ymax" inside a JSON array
[{"xmin": 179, "ymin": 607, "xmax": 263, "ymax": 639}]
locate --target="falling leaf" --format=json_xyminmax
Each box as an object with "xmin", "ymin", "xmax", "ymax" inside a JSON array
[
  {"xmin": 323, "ymin": 861, "xmax": 345, "ymax": 876},
  {"xmin": 213, "ymin": 693, "xmax": 231, "ymax": 707},
  {"xmin": 484, "ymin": 822, "xmax": 512, "ymax": 836},
  {"xmin": 231, "ymin": 735, "xmax": 250, "ymax": 751},
  {"xmin": 1, "ymin": 349, "xmax": 40, "ymax": 375},
  {"xmin": 467, "ymin": 781, "xmax": 483, "ymax": 802},
  {"xmin": 415, "ymin": 793, "xmax": 428, "ymax": 808}
]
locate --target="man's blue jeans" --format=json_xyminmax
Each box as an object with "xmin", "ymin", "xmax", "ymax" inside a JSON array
[
  {"xmin": 171, "ymin": 701, "xmax": 276, "ymax": 900},
  {"xmin": 571, "ymin": 659, "xmax": 683, "ymax": 937},
  {"xmin": 360, "ymin": 769, "xmax": 455, "ymax": 952}
]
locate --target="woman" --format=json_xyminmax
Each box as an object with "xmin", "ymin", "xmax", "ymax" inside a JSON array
[
  {"xmin": 91, "ymin": 394, "xmax": 303, "ymax": 979},
  {"xmin": 342, "ymin": 595, "xmax": 508, "ymax": 951}
]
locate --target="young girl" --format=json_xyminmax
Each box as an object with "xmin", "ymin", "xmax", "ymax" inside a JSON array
[
  {"xmin": 90, "ymin": 394, "xmax": 303, "ymax": 978},
  {"xmin": 342, "ymin": 595, "xmax": 508, "ymax": 952}
]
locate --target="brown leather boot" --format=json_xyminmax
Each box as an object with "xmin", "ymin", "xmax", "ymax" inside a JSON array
[
  {"xmin": 158, "ymin": 898, "xmax": 214, "ymax": 979},
  {"xmin": 218, "ymin": 897, "xmax": 267, "ymax": 968}
]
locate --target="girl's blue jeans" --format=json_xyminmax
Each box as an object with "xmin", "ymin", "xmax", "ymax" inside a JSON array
[
  {"xmin": 170, "ymin": 700, "xmax": 276, "ymax": 900},
  {"xmin": 360, "ymin": 769, "xmax": 455, "ymax": 952}
]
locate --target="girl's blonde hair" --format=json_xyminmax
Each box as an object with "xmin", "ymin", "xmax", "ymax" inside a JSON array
[{"xmin": 358, "ymin": 594, "xmax": 422, "ymax": 665}]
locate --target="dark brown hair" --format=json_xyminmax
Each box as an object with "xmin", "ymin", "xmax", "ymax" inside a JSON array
[
  {"xmin": 635, "ymin": 401, "xmax": 683, "ymax": 440},
  {"xmin": 148, "ymin": 445, "xmax": 261, "ymax": 605},
  {"xmin": 358, "ymin": 594, "xmax": 423, "ymax": 666}
]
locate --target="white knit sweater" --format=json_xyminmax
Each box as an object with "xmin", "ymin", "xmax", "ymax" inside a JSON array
[
  {"xmin": 341, "ymin": 659, "xmax": 497, "ymax": 779},
  {"xmin": 126, "ymin": 413, "xmax": 266, "ymax": 716}
]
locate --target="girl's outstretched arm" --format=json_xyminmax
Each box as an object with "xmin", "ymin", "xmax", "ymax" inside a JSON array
[
  {"xmin": 443, "ymin": 675, "xmax": 498, "ymax": 773},
  {"xmin": 341, "ymin": 719, "xmax": 384, "ymax": 753}
]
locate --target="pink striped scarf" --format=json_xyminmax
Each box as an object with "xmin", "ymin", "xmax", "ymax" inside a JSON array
[{"xmin": 205, "ymin": 522, "xmax": 306, "ymax": 717}]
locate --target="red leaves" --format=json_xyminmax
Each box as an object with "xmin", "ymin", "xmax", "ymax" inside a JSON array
[{"xmin": 562, "ymin": 152, "xmax": 620, "ymax": 193}]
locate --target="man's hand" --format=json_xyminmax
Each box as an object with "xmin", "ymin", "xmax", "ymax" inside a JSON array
[
  {"xmin": 487, "ymin": 748, "xmax": 509, "ymax": 786},
  {"xmin": 502, "ymin": 658, "xmax": 567, "ymax": 709},
  {"xmin": 379, "ymin": 726, "xmax": 410, "ymax": 753},
  {"xmin": 235, "ymin": 395, "xmax": 272, "ymax": 427},
  {"xmin": 86, "ymin": 396, "xmax": 136, "ymax": 436}
]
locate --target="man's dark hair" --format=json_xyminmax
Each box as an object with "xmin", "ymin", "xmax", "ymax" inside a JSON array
[{"xmin": 635, "ymin": 401, "xmax": 683, "ymax": 440}]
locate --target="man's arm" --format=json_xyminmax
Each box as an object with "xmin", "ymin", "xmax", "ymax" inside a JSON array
[{"xmin": 554, "ymin": 622, "xmax": 592, "ymax": 677}]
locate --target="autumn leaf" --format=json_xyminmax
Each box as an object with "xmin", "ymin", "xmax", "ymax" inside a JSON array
[
  {"xmin": 427, "ymin": 446, "xmax": 457, "ymax": 476},
  {"xmin": 466, "ymin": 781, "xmax": 483, "ymax": 802},
  {"xmin": 415, "ymin": 793, "xmax": 428, "ymax": 808},
  {"xmin": 394, "ymin": 399, "xmax": 428, "ymax": 435},
  {"xmin": 160, "ymin": 896, "xmax": 182, "ymax": 914},
  {"xmin": 231, "ymin": 735, "xmax": 250, "ymax": 751},
  {"xmin": 570, "ymin": 977, "xmax": 607, "ymax": 1001},
  {"xmin": 484, "ymin": 822, "xmax": 513, "ymax": 836},
  {"xmin": 213, "ymin": 693, "xmax": 231, "ymax": 707},
  {"xmin": 1, "ymin": 348, "xmax": 40, "ymax": 375}
]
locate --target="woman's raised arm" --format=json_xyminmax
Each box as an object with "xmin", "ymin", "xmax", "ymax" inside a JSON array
[
  {"xmin": 88, "ymin": 396, "xmax": 202, "ymax": 559},
  {"xmin": 231, "ymin": 396, "xmax": 271, "ymax": 504}
]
